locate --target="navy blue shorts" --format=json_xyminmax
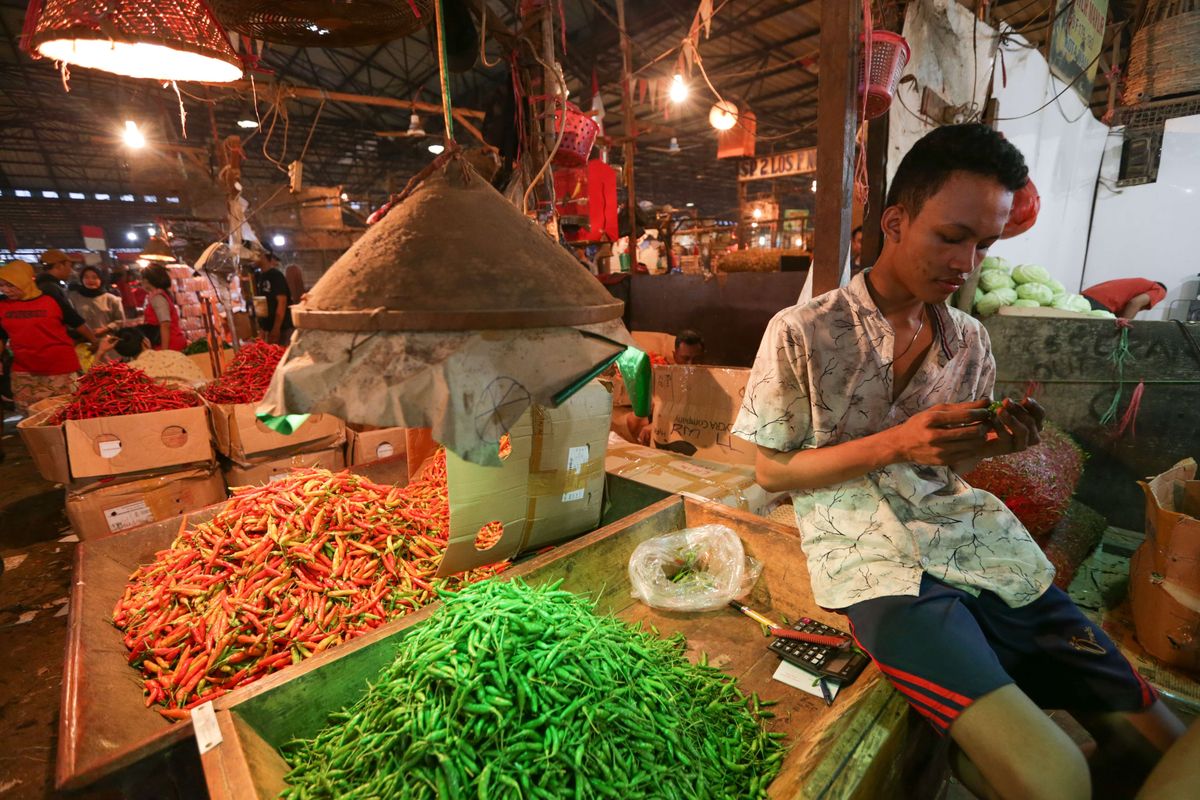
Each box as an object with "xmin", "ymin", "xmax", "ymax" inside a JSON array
[{"xmin": 842, "ymin": 575, "xmax": 1157, "ymax": 734}]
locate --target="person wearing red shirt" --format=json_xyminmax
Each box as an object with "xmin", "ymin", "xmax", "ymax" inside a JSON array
[
  {"xmin": 0, "ymin": 260, "xmax": 81, "ymax": 413},
  {"xmin": 141, "ymin": 264, "xmax": 188, "ymax": 351},
  {"xmin": 1082, "ymin": 278, "xmax": 1168, "ymax": 319}
]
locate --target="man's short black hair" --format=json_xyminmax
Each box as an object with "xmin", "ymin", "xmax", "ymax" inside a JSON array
[
  {"xmin": 675, "ymin": 329, "xmax": 704, "ymax": 350},
  {"xmin": 113, "ymin": 327, "xmax": 147, "ymax": 359},
  {"xmin": 851, "ymin": 226, "xmax": 863, "ymax": 236},
  {"xmin": 886, "ymin": 124, "xmax": 1029, "ymax": 216}
]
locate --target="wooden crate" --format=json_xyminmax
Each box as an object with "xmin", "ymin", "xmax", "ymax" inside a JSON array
[
  {"xmin": 56, "ymin": 464, "xmax": 666, "ymax": 792},
  {"xmin": 200, "ymin": 496, "xmax": 908, "ymax": 800}
]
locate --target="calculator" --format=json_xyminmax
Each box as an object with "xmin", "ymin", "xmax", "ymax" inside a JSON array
[{"xmin": 768, "ymin": 618, "xmax": 869, "ymax": 685}]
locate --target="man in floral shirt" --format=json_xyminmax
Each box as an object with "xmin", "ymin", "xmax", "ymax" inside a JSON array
[{"xmin": 734, "ymin": 125, "xmax": 1182, "ymax": 799}]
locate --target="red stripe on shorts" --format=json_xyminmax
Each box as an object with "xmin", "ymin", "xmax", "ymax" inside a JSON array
[{"xmin": 877, "ymin": 663, "xmax": 973, "ymax": 707}]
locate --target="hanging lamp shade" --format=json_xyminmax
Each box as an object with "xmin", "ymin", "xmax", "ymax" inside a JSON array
[
  {"xmin": 25, "ymin": 0, "xmax": 243, "ymax": 83},
  {"xmin": 206, "ymin": 0, "xmax": 434, "ymax": 47},
  {"xmin": 139, "ymin": 236, "xmax": 175, "ymax": 262},
  {"xmin": 259, "ymin": 154, "xmax": 633, "ymax": 465},
  {"xmin": 295, "ymin": 156, "xmax": 624, "ymax": 332}
]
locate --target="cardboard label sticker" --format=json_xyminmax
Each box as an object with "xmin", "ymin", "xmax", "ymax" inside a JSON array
[
  {"xmin": 96, "ymin": 435, "xmax": 122, "ymax": 459},
  {"xmin": 669, "ymin": 460, "xmax": 719, "ymax": 479},
  {"xmin": 566, "ymin": 445, "xmax": 590, "ymax": 474},
  {"xmin": 160, "ymin": 425, "xmax": 189, "ymax": 449},
  {"xmin": 562, "ymin": 488, "xmax": 586, "ymax": 503},
  {"xmin": 192, "ymin": 701, "xmax": 222, "ymax": 754},
  {"xmin": 105, "ymin": 500, "xmax": 154, "ymax": 532},
  {"xmin": 268, "ymin": 472, "xmax": 291, "ymax": 483},
  {"xmin": 375, "ymin": 443, "xmax": 395, "ymax": 459}
]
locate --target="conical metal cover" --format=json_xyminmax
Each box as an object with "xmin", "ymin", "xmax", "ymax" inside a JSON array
[{"xmin": 295, "ymin": 157, "xmax": 624, "ymax": 332}]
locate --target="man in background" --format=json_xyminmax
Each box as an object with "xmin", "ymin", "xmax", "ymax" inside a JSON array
[
  {"xmin": 850, "ymin": 225, "xmax": 864, "ymax": 275},
  {"xmin": 672, "ymin": 329, "xmax": 705, "ymax": 365},
  {"xmin": 1082, "ymin": 278, "xmax": 1168, "ymax": 319},
  {"xmin": 251, "ymin": 245, "xmax": 293, "ymax": 345},
  {"xmin": 37, "ymin": 250, "xmax": 98, "ymax": 349}
]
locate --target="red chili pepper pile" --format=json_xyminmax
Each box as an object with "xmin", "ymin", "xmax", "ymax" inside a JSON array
[
  {"xmin": 112, "ymin": 451, "xmax": 506, "ymax": 719},
  {"xmin": 199, "ymin": 341, "xmax": 286, "ymax": 405},
  {"xmin": 51, "ymin": 363, "xmax": 200, "ymax": 423},
  {"xmin": 964, "ymin": 423, "xmax": 1086, "ymax": 538}
]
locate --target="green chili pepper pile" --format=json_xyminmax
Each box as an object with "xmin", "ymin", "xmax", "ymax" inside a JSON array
[
  {"xmin": 113, "ymin": 453, "xmax": 506, "ymax": 718},
  {"xmin": 281, "ymin": 579, "xmax": 785, "ymax": 799}
]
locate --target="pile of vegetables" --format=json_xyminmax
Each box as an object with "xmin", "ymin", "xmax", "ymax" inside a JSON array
[
  {"xmin": 50, "ymin": 363, "xmax": 200, "ymax": 423},
  {"xmin": 281, "ymin": 579, "xmax": 785, "ymax": 799},
  {"xmin": 963, "ymin": 422, "xmax": 1086, "ymax": 538},
  {"xmin": 199, "ymin": 341, "xmax": 286, "ymax": 404},
  {"xmin": 113, "ymin": 453, "xmax": 506, "ymax": 718},
  {"xmin": 971, "ymin": 257, "xmax": 1114, "ymax": 318}
]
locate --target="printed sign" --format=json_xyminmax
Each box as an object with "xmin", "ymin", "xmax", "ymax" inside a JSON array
[
  {"xmin": 738, "ymin": 148, "xmax": 817, "ymax": 182},
  {"xmin": 1048, "ymin": 0, "xmax": 1108, "ymax": 101}
]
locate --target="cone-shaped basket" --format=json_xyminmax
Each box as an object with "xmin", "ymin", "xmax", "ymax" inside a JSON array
[{"xmin": 294, "ymin": 156, "xmax": 624, "ymax": 332}]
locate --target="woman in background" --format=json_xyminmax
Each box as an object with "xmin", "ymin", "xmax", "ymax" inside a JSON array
[
  {"xmin": 0, "ymin": 260, "xmax": 81, "ymax": 412},
  {"xmin": 141, "ymin": 264, "xmax": 187, "ymax": 351},
  {"xmin": 70, "ymin": 265, "xmax": 125, "ymax": 334}
]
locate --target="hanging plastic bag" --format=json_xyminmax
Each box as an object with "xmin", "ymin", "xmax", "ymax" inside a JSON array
[{"xmin": 628, "ymin": 525, "xmax": 763, "ymax": 612}]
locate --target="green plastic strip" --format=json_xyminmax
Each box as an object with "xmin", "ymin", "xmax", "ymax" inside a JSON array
[
  {"xmin": 615, "ymin": 346, "xmax": 651, "ymax": 418},
  {"xmin": 255, "ymin": 412, "xmax": 312, "ymax": 435}
]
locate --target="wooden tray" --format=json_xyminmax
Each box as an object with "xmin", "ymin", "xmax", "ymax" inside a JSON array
[
  {"xmin": 56, "ymin": 461, "xmax": 666, "ymax": 792},
  {"xmin": 201, "ymin": 496, "xmax": 908, "ymax": 800}
]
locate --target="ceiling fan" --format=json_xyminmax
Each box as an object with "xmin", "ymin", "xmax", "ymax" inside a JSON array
[
  {"xmin": 375, "ymin": 114, "xmax": 431, "ymax": 139},
  {"xmin": 645, "ymin": 137, "xmax": 704, "ymax": 156}
]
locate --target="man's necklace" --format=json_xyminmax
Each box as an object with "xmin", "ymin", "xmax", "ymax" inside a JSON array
[{"xmin": 894, "ymin": 306, "xmax": 927, "ymax": 360}]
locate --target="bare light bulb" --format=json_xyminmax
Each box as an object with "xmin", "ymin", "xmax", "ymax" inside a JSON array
[
  {"xmin": 668, "ymin": 74, "xmax": 688, "ymax": 104},
  {"xmin": 709, "ymin": 101, "xmax": 737, "ymax": 131},
  {"xmin": 272, "ymin": 234, "xmax": 286, "ymax": 248},
  {"xmin": 123, "ymin": 120, "xmax": 145, "ymax": 149},
  {"xmin": 428, "ymin": 143, "xmax": 445, "ymax": 155},
  {"xmin": 237, "ymin": 119, "xmax": 259, "ymax": 129},
  {"xmin": 752, "ymin": 207, "xmax": 763, "ymax": 219}
]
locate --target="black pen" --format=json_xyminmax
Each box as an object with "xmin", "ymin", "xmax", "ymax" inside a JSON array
[{"xmin": 818, "ymin": 678, "xmax": 834, "ymax": 707}]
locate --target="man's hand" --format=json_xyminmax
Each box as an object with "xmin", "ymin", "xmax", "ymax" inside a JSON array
[
  {"xmin": 981, "ymin": 397, "xmax": 1044, "ymax": 456},
  {"xmin": 887, "ymin": 400, "xmax": 993, "ymax": 466},
  {"xmin": 637, "ymin": 425, "xmax": 653, "ymax": 446}
]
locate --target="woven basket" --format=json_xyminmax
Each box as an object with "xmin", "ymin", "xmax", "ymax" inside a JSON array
[
  {"xmin": 208, "ymin": 0, "xmax": 433, "ymax": 47},
  {"xmin": 1123, "ymin": 2, "xmax": 1200, "ymax": 103},
  {"xmin": 26, "ymin": 0, "xmax": 242, "ymax": 81}
]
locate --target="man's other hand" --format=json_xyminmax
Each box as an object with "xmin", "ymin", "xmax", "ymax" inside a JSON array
[{"xmin": 889, "ymin": 400, "xmax": 993, "ymax": 466}]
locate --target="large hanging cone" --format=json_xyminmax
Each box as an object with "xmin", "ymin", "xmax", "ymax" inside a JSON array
[{"xmin": 295, "ymin": 155, "xmax": 624, "ymax": 332}]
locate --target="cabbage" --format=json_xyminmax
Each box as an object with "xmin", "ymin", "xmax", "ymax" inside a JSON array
[
  {"xmin": 1046, "ymin": 278, "xmax": 1066, "ymax": 297},
  {"xmin": 992, "ymin": 287, "xmax": 1018, "ymax": 305},
  {"xmin": 1069, "ymin": 295, "xmax": 1093, "ymax": 314},
  {"xmin": 1016, "ymin": 283, "xmax": 1054, "ymax": 305},
  {"xmin": 1012, "ymin": 264, "xmax": 1052, "ymax": 286},
  {"xmin": 979, "ymin": 270, "xmax": 1016, "ymax": 292},
  {"xmin": 976, "ymin": 288, "xmax": 1018, "ymax": 316},
  {"xmin": 1088, "ymin": 309, "xmax": 1116, "ymax": 318},
  {"xmin": 979, "ymin": 256, "xmax": 1010, "ymax": 273},
  {"xmin": 1012, "ymin": 299, "xmax": 1042, "ymax": 308},
  {"xmin": 1050, "ymin": 295, "xmax": 1076, "ymax": 310},
  {"xmin": 974, "ymin": 287, "xmax": 985, "ymax": 307}
]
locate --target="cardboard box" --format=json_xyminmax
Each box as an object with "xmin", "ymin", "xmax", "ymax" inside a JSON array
[
  {"xmin": 208, "ymin": 402, "xmax": 345, "ymax": 465},
  {"xmin": 188, "ymin": 351, "xmax": 227, "ymax": 383},
  {"xmin": 63, "ymin": 404, "xmax": 214, "ymax": 480},
  {"xmin": 65, "ymin": 466, "xmax": 226, "ymax": 541},
  {"xmin": 648, "ymin": 365, "xmax": 757, "ymax": 465},
  {"xmin": 17, "ymin": 409, "xmax": 72, "ymax": 485},
  {"xmin": 630, "ymin": 330, "xmax": 675, "ymax": 357},
  {"xmin": 439, "ymin": 381, "xmax": 613, "ymax": 575},
  {"xmin": 222, "ymin": 446, "xmax": 346, "ymax": 488},
  {"xmin": 347, "ymin": 425, "xmax": 408, "ymax": 465},
  {"xmin": 28, "ymin": 394, "xmax": 70, "ymax": 415},
  {"xmin": 1130, "ymin": 459, "xmax": 1200, "ymax": 672},
  {"xmin": 606, "ymin": 438, "xmax": 786, "ymax": 517}
]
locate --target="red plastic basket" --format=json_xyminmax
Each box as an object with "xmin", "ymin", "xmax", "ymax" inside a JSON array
[
  {"xmin": 552, "ymin": 102, "xmax": 600, "ymax": 168},
  {"xmin": 857, "ymin": 31, "xmax": 911, "ymax": 120}
]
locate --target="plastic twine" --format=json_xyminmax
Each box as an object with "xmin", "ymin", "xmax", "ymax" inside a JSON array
[{"xmin": 1098, "ymin": 319, "xmax": 1135, "ymax": 429}]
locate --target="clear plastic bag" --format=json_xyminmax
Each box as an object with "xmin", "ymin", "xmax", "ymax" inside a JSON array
[{"xmin": 628, "ymin": 525, "xmax": 763, "ymax": 612}]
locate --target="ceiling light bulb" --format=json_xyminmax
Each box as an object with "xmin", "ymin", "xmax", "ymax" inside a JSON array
[
  {"xmin": 709, "ymin": 101, "xmax": 738, "ymax": 131},
  {"xmin": 237, "ymin": 119, "xmax": 259, "ymax": 129},
  {"xmin": 147, "ymin": 226, "xmax": 156, "ymax": 236},
  {"xmin": 428, "ymin": 143, "xmax": 446, "ymax": 155},
  {"xmin": 123, "ymin": 120, "xmax": 145, "ymax": 149},
  {"xmin": 126, "ymin": 231, "xmax": 138, "ymax": 241},
  {"xmin": 685, "ymin": 202, "xmax": 695, "ymax": 208},
  {"xmin": 272, "ymin": 234, "xmax": 286, "ymax": 248},
  {"xmin": 752, "ymin": 208, "xmax": 762, "ymax": 219},
  {"xmin": 407, "ymin": 113, "xmax": 426, "ymax": 137},
  {"xmin": 811, "ymin": 179, "xmax": 818, "ymax": 193},
  {"xmin": 669, "ymin": 74, "xmax": 688, "ymax": 104},
  {"xmin": 340, "ymin": 192, "xmax": 349, "ymax": 201}
]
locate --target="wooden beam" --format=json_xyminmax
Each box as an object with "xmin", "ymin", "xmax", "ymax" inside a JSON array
[
  {"xmin": 215, "ymin": 81, "xmax": 485, "ymax": 119},
  {"xmin": 811, "ymin": 0, "xmax": 859, "ymax": 295},
  {"xmin": 617, "ymin": 0, "xmax": 638, "ymax": 248}
]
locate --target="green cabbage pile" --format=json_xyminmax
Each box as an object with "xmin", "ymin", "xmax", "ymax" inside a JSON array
[{"xmin": 971, "ymin": 261, "xmax": 1091, "ymax": 317}]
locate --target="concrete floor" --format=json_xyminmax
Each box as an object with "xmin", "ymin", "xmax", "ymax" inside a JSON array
[{"xmin": 0, "ymin": 419, "xmax": 74, "ymax": 800}]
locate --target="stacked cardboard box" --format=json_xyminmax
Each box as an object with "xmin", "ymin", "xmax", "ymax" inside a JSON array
[
  {"xmin": 206, "ymin": 401, "xmax": 346, "ymax": 486},
  {"xmin": 17, "ymin": 401, "xmax": 223, "ymax": 540},
  {"xmin": 346, "ymin": 424, "xmax": 408, "ymax": 465}
]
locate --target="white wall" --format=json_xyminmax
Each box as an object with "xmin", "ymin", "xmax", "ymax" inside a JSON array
[
  {"xmin": 988, "ymin": 41, "xmax": 1110, "ymax": 293},
  {"xmin": 1082, "ymin": 115, "xmax": 1200, "ymax": 319}
]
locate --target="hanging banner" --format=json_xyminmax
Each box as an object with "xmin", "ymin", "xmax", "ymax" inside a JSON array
[
  {"xmin": 737, "ymin": 147, "xmax": 817, "ymax": 181},
  {"xmin": 1048, "ymin": 0, "xmax": 1108, "ymax": 101}
]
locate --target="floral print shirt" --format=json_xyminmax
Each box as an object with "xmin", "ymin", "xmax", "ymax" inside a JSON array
[{"xmin": 733, "ymin": 272, "xmax": 1055, "ymax": 610}]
